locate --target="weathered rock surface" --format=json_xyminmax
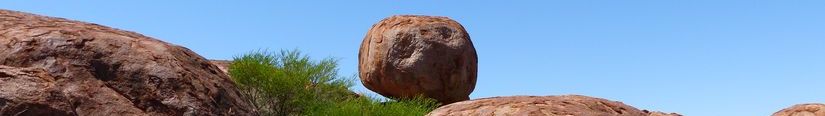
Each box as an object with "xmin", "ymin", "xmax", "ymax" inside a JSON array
[
  {"xmin": 0, "ymin": 9, "xmax": 253, "ymax": 115},
  {"xmin": 773, "ymin": 103, "xmax": 825, "ymax": 116},
  {"xmin": 427, "ymin": 95, "xmax": 678, "ymax": 116},
  {"xmin": 359, "ymin": 15, "xmax": 477, "ymax": 104},
  {"xmin": 0, "ymin": 65, "xmax": 82, "ymax": 116}
]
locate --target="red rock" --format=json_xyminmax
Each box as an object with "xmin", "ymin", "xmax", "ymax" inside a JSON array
[
  {"xmin": 773, "ymin": 103, "xmax": 825, "ymax": 116},
  {"xmin": 0, "ymin": 9, "xmax": 253, "ymax": 115},
  {"xmin": 359, "ymin": 15, "xmax": 478, "ymax": 104},
  {"xmin": 427, "ymin": 95, "xmax": 679, "ymax": 116},
  {"xmin": 0, "ymin": 65, "xmax": 86, "ymax": 116}
]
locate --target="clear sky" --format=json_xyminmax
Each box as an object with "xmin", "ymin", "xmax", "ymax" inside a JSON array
[{"xmin": 3, "ymin": 1, "xmax": 824, "ymax": 115}]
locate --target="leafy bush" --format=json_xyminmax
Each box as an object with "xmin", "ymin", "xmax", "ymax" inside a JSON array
[{"xmin": 229, "ymin": 49, "xmax": 438, "ymax": 116}]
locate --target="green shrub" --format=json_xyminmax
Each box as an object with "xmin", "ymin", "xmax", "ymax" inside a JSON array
[
  {"xmin": 229, "ymin": 49, "xmax": 438, "ymax": 116},
  {"xmin": 307, "ymin": 95, "xmax": 439, "ymax": 116}
]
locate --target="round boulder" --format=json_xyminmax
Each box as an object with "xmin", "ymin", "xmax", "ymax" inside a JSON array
[
  {"xmin": 358, "ymin": 15, "xmax": 477, "ymax": 104},
  {"xmin": 773, "ymin": 103, "xmax": 825, "ymax": 116}
]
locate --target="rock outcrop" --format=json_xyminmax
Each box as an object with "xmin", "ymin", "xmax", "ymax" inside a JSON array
[
  {"xmin": 427, "ymin": 95, "xmax": 678, "ymax": 116},
  {"xmin": 773, "ymin": 103, "xmax": 825, "ymax": 116},
  {"xmin": 359, "ymin": 15, "xmax": 477, "ymax": 104},
  {"xmin": 0, "ymin": 9, "xmax": 253, "ymax": 115}
]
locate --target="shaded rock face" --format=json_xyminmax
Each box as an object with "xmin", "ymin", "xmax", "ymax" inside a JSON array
[
  {"xmin": 773, "ymin": 103, "xmax": 825, "ymax": 116},
  {"xmin": 359, "ymin": 15, "xmax": 477, "ymax": 104},
  {"xmin": 427, "ymin": 95, "xmax": 678, "ymax": 116},
  {"xmin": 0, "ymin": 9, "xmax": 253, "ymax": 115}
]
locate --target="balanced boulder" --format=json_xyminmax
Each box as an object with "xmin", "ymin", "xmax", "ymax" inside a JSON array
[
  {"xmin": 427, "ymin": 95, "xmax": 679, "ymax": 116},
  {"xmin": 0, "ymin": 9, "xmax": 253, "ymax": 115},
  {"xmin": 359, "ymin": 15, "xmax": 477, "ymax": 104},
  {"xmin": 773, "ymin": 103, "xmax": 825, "ymax": 116}
]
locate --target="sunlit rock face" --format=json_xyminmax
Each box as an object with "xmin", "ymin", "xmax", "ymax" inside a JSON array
[
  {"xmin": 0, "ymin": 9, "xmax": 254, "ymax": 116},
  {"xmin": 427, "ymin": 95, "xmax": 681, "ymax": 116},
  {"xmin": 773, "ymin": 103, "xmax": 825, "ymax": 116},
  {"xmin": 359, "ymin": 15, "xmax": 477, "ymax": 104}
]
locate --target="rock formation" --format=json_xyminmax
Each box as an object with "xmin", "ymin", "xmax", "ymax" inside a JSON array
[
  {"xmin": 0, "ymin": 9, "xmax": 253, "ymax": 115},
  {"xmin": 359, "ymin": 15, "xmax": 477, "ymax": 104},
  {"xmin": 427, "ymin": 95, "xmax": 679, "ymax": 116},
  {"xmin": 773, "ymin": 103, "xmax": 825, "ymax": 116}
]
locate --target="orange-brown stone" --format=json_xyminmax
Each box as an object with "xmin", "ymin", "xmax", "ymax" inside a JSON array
[{"xmin": 359, "ymin": 15, "xmax": 477, "ymax": 104}]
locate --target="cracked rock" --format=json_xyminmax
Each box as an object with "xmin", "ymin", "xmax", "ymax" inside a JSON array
[{"xmin": 0, "ymin": 65, "xmax": 78, "ymax": 116}]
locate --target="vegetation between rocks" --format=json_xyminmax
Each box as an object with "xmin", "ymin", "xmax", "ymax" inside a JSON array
[{"xmin": 229, "ymin": 49, "xmax": 439, "ymax": 116}]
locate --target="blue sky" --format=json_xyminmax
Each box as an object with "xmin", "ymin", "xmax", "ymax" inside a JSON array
[{"xmin": 3, "ymin": 1, "xmax": 824, "ymax": 115}]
